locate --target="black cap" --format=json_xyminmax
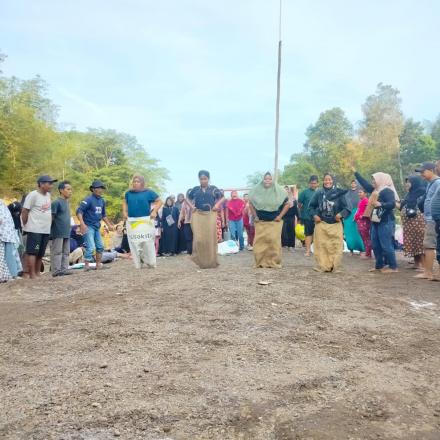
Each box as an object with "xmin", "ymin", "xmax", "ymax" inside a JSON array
[
  {"xmin": 89, "ymin": 179, "xmax": 106, "ymax": 191},
  {"xmin": 415, "ymin": 162, "xmax": 436, "ymax": 173},
  {"xmin": 37, "ymin": 175, "xmax": 58, "ymax": 184}
]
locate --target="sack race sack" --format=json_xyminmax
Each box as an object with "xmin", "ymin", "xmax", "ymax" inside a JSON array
[
  {"xmin": 295, "ymin": 223, "xmax": 305, "ymax": 241},
  {"xmin": 218, "ymin": 240, "xmax": 239, "ymax": 255},
  {"xmin": 126, "ymin": 216, "xmax": 156, "ymax": 268},
  {"xmin": 253, "ymin": 220, "xmax": 283, "ymax": 268},
  {"xmin": 191, "ymin": 210, "xmax": 219, "ymax": 269}
]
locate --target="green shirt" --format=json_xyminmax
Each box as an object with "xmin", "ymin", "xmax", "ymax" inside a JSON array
[{"xmin": 298, "ymin": 188, "xmax": 316, "ymax": 220}]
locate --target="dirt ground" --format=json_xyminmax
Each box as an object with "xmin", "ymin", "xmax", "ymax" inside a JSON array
[{"xmin": 1, "ymin": 249, "xmax": 440, "ymax": 440}]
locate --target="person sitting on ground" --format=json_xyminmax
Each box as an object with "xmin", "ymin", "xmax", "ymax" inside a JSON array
[
  {"xmin": 298, "ymin": 175, "xmax": 319, "ymax": 257},
  {"xmin": 354, "ymin": 169, "xmax": 399, "ymax": 274},
  {"xmin": 354, "ymin": 187, "xmax": 372, "ymax": 259},
  {"xmin": 414, "ymin": 162, "xmax": 440, "ymax": 281},
  {"xmin": 50, "ymin": 181, "xmax": 74, "ymax": 277},
  {"xmin": 309, "ymin": 174, "xmax": 349, "ymax": 273},
  {"xmin": 69, "ymin": 225, "xmax": 85, "ymax": 265},
  {"xmin": 399, "ymin": 175, "xmax": 426, "ymax": 271},
  {"xmin": 21, "ymin": 175, "xmax": 57, "ymax": 279},
  {"xmin": 76, "ymin": 180, "xmax": 114, "ymax": 271},
  {"xmin": 249, "ymin": 172, "xmax": 290, "ymax": 269}
]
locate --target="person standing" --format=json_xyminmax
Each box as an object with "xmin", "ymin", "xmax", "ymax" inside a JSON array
[
  {"xmin": 122, "ymin": 174, "xmax": 162, "ymax": 268},
  {"xmin": 188, "ymin": 170, "xmax": 224, "ymax": 269},
  {"xmin": 21, "ymin": 175, "xmax": 57, "ymax": 279},
  {"xmin": 77, "ymin": 180, "xmax": 114, "ymax": 271},
  {"xmin": 414, "ymin": 162, "xmax": 440, "ymax": 280},
  {"xmin": 354, "ymin": 188, "xmax": 372, "ymax": 259},
  {"xmin": 281, "ymin": 186, "xmax": 298, "ymax": 250},
  {"xmin": 298, "ymin": 176, "xmax": 319, "ymax": 257},
  {"xmin": 309, "ymin": 174, "xmax": 349, "ymax": 273},
  {"xmin": 354, "ymin": 170, "xmax": 399, "ymax": 273},
  {"xmin": 399, "ymin": 176, "xmax": 426, "ymax": 271},
  {"xmin": 243, "ymin": 194, "xmax": 255, "ymax": 250},
  {"xmin": 160, "ymin": 197, "xmax": 180, "ymax": 256},
  {"xmin": 249, "ymin": 172, "xmax": 289, "ymax": 268},
  {"xmin": 227, "ymin": 191, "xmax": 245, "ymax": 251},
  {"xmin": 344, "ymin": 180, "xmax": 364, "ymax": 254},
  {"xmin": 178, "ymin": 191, "xmax": 194, "ymax": 255},
  {"xmin": 50, "ymin": 181, "xmax": 74, "ymax": 277},
  {"xmin": 431, "ymin": 160, "xmax": 440, "ymax": 271}
]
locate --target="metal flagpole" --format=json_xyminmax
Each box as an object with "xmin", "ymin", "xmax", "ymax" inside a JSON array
[{"xmin": 274, "ymin": 0, "xmax": 282, "ymax": 180}]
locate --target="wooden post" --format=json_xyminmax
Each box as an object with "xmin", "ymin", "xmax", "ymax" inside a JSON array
[{"xmin": 274, "ymin": 0, "xmax": 282, "ymax": 181}]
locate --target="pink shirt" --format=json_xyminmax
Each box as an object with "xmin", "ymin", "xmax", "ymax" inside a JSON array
[
  {"xmin": 354, "ymin": 198, "xmax": 369, "ymax": 221},
  {"xmin": 227, "ymin": 199, "xmax": 245, "ymax": 221}
]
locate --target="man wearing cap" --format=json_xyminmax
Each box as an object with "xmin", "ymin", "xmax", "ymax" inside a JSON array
[
  {"xmin": 415, "ymin": 162, "xmax": 440, "ymax": 280},
  {"xmin": 76, "ymin": 180, "xmax": 114, "ymax": 271},
  {"xmin": 21, "ymin": 175, "xmax": 57, "ymax": 279}
]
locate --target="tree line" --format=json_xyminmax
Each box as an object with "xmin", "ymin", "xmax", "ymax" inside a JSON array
[
  {"xmin": 0, "ymin": 52, "xmax": 168, "ymax": 219},
  {"xmin": 248, "ymin": 83, "xmax": 440, "ymax": 193}
]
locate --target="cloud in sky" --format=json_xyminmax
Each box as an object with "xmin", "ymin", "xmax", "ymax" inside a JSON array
[{"xmin": 1, "ymin": 0, "xmax": 440, "ymax": 193}]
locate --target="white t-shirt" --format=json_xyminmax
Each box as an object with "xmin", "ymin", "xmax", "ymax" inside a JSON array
[{"xmin": 22, "ymin": 190, "xmax": 52, "ymax": 234}]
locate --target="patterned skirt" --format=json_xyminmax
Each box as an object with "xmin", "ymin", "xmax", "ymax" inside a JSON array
[{"xmin": 402, "ymin": 211, "xmax": 425, "ymax": 257}]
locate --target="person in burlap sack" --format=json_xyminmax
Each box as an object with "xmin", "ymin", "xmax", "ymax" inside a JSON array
[
  {"xmin": 249, "ymin": 172, "xmax": 289, "ymax": 269},
  {"xmin": 309, "ymin": 174, "xmax": 350, "ymax": 273},
  {"xmin": 188, "ymin": 170, "xmax": 224, "ymax": 269}
]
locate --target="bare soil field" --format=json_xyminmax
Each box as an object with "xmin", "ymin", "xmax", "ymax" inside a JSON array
[{"xmin": 1, "ymin": 249, "xmax": 440, "ymax": 440}]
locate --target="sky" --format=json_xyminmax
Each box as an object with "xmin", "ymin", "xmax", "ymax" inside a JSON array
[{"xmin": 1, "ymin": 0, "xmax": 440, "ymax": 194}]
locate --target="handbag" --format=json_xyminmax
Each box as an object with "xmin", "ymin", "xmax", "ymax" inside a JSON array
[{"xmin": 371, "ymin": 207, "xmax": 384, "ymax": 223}]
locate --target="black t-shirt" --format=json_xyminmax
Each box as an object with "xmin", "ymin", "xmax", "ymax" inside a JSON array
[
  {"xmin": 188, "ymin": 185, "xmax": 222, "ymax": 211},
  {"xmin": 51, "ymin": 198, "xmax": 71, "ymax": 239}
]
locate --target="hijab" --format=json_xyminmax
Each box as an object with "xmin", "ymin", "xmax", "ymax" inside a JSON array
[
  {"xmin": 403, "ymin": 175, "xmax": 426, "ymax": 210},
  {"xmin": 130, "ymin": 174, "xmax": 145, "ymax": 192},
  {"xmin": 345, "ymin": 183, "xmax": 360, "ymax": 211},
  {"xmin": 249, "ymin": 173, "xmax": 287, "ymax": 212},
  {"xmin": 372, "ymin": 172, "xmax": 400, "ymax": 201},
  {"xmin": 0, "ymin": 200, "xmax": 18, "ymax": 243}
]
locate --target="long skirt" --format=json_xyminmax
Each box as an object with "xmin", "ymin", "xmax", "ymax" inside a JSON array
[
  {"xmin": 0, "ymin": 242, "xmax": 13, "ymax": 282},
  {"xmin": 314, "ymin": 221, "xmax": 344, "ymax": 272},
  {"xmin": 160, "ymin": 223, "xmax": 178, "ymax": 255},
  {"xmin": 344, "ymin": 209, "xmax": 364, "ymax": 252},
  {"xmin": 281, "ymin": 217, "xmax": 295, "ymax": 247},
  {"xmin": 401, "ymin": 211, "xmax": 425, "ymax": 258},
  {"xmin": 253, "ymin": 221, "xmax": 283, "ymax": 268},
  {"xmin": 177, "ymin": 227, "xmax": 187, "ymax": 253},
  {"xmin": 191, "ymin": 211, "xmax": 219, "ymax": 269}
]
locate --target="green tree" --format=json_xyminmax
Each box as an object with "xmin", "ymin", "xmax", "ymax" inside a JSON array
[{"xmin": 431, "ymin": 114, "xmax": 440, "ymax": 156}]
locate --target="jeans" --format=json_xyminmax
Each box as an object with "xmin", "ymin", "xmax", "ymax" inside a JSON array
[
  {"xmin": 50, "ymin": 238, "xmax": 70, "ymax": 274},
  {"xmin": 229, "ymin": 219, "xmax": 244, "ymax": 250},
  {"xmin": 371, "ymin": 220, "xmax": 397, "ymax": 270},
  {"xmin": 83, "ymin": 226, "xmax": 104, "ymax": 262}
]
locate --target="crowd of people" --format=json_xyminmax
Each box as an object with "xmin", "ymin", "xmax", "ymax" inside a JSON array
[{"xmin": 1, "ymin": 161, "xmax": 440, "ymax": 282}]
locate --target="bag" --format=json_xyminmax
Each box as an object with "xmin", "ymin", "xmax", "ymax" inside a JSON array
[
  {"xmin": 218, "ymin": 240, "xmax": 239, "ymax": 255},
  {"xmin": 295, "ymin": 223, "xmax": 305, "ymax": 241},
  {"xmin": 371, "ymin": 208, "xmax": 383, "ymax": 223},
  {"xmin": 405, "ymin": 207, "xmax": 417, "ymax": 219},
  {"xmin": 166, "ymin": 214, "xmax": 175, "ymax": 227}
]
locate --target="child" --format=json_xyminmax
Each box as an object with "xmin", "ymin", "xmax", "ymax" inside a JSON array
[{"xmin": 354, "ymin": 188, "xmax": 372, "ymax": 258}]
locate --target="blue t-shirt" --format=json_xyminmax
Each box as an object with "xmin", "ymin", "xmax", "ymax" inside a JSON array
[
  {"xmin": 124, "ymin": 190, "xmax": 159, "ymax": 217},
  {"xmin": 77, "ymin": 194, "xmax": 106, "ymax": 229}
]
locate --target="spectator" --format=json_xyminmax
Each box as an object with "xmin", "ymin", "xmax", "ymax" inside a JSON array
[
  {"xmin": 50, "ymin": 181, "xmax": 74, "ymax": 277},
  {"xmin": 21, "ymin": 175, "xmax": 57, "ymax": 279},
  {"xmin": 298, "ymin": 176, "xmax": 319, "ymax": 257},
  {"xmin": 415, "ymin": 162, "xmax": 440, "ymax": 280},
  {"xmin": 227, "ymin": 191, "xmax": 245, "ymax": 251},
  {"xmin": 76, "ymin": 180, "xmax": 114, "ymax": 271}
]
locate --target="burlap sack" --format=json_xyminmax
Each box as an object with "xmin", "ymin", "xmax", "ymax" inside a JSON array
[
  {"xmin": 253, "ymin": 220, "xmax": 283, "ymax": 268},
  {"xmin": 191, "ymin": 210, "xmax": 219, "ymax": 269},
  {"xmin": 363, "ymin": 191, "xmax": 379, "ymax": 218},
  {"xmin": 313, "ymin": 221, "xmax": 343, "ymax": 272}
]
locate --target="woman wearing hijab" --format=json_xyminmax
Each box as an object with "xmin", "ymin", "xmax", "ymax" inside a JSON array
[
  {"xmin": 249, "ymin": 172, "xmax": 289, "ymax": 268},
  {"xmin": 281, "ymin": 186, "xmax": 298, "ymax": 250},
  {"xmin": 175, "ymin": 193, "xmax": 187, "ymax": 253},
  {"xmin": 399, "ymin": 175, "xmax": 426, "ymax": 270},
  {"xmin": 188, "ymin": 170, "xmax": 224, "ymax": 269},
  {"xmin": 178, "ymin": 190, "xmax": 194, "ymax": 255},
  {"xmin": 159, "ymin": 197, "xmax": 180, "ymax": 256},
  {"xmin": 354, "ymin": 170, "xmax": 400, "ymax": 273},
  {"xmin": 0, "ymin": 200, "xmax": 22, "ymax": 282},
  {"xmin": 343, "ymin": 180, "xmax": 365, "ymax": 254},
  {"xmin": 309, "ymin": 174, "xmax": 350, "ymax": 273},
  {"xmin": 122, "ymin": 174, "xmax": 163, "ymax": 268}
]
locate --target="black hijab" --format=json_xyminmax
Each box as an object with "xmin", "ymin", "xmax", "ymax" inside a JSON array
[{"xmin": 403, "ymin": 175, "xmax": 426, "ymax": 210}]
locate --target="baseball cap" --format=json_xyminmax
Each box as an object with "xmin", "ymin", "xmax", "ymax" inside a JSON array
[
  {"xmin": 415, "ymin": 162, "xmax": 436, "ymax": 173},
  {"xmin": 89, "ymin": 179, "xmax": 107, "ymax": 191},
  {"xmin": 37, "ymin": 175, "xmax": 58, "ymax": 184}
]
